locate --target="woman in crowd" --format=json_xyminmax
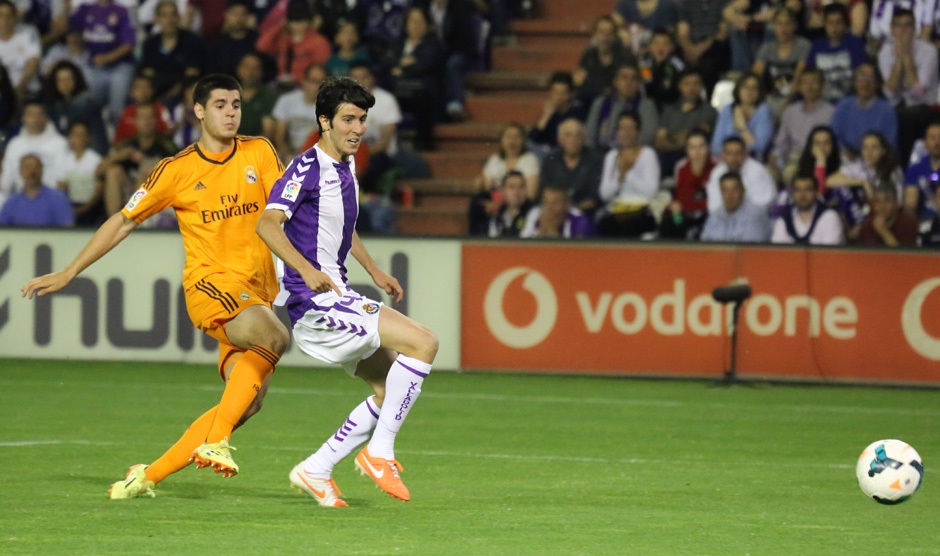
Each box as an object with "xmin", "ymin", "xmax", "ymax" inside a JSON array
[
  {"xmin": 711, "ymin": 72, "xmax": 775, "ymax": 161},
  {"xmin": 659, "ymin": 129, "xmax": 715, "ymax": 239},
  {"xmin": 42, "ymin": 60, "xmax": 108, "ymax": 155},
  {"xmin": 468, "ymin": 123, "xmax": 541, "ymax": 234},
  {"xmin": 827, "ymin": 131, "xmax": 903, "ymax": 240},
  {"xmin": 597, "ymin": 111, "xmax": 661, "ymax": 237}
]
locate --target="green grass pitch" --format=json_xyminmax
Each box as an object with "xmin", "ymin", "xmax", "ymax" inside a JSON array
[{"xmin": 1, "ymin": 359, "xmax": 938, "ymax": 555}]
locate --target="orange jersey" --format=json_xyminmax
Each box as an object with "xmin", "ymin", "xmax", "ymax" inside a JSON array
[{"xmin": 122, "ymin": 136, "xmax": 285, "ymax": 302}]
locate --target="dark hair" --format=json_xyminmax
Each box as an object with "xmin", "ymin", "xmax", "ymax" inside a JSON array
[
  {"xmin": 67, "ymin": 119, "xmax": 89, "ymax": 133},
  {"xmin": 801, "ymin": 66, "xmax": 824, "ymax": 84},
  {"xmin": 872, "ymin": 184, "xmax": 898, "ymax": 200},
  {"xmin": 772, "ymin": 6, "xmax": 797, "ymax": 22},
  {"xmin": 315, "ymin": 76, "xmax": 375, "ymax": 133},
  {"xmin": 501, "ymin": 170, "xmax": 525, "ymax": 188},
  {"xmin": 193, "ymin": 74, "xmax": 242, "ymax": 107},
  {"xmin": 719, "ymin": 171, "xmax": 743, "ymax": 188},
  {"xmin": 892, "ymin": 8, "xmax": 915, "ymax": 22},
  {"xmin": 678, "ymin": 67, "xmax": 703, "ymax": 84},
  {"xmin": 43, "ymin": 60, "xmax": 89, "ymax": 102},
  {"xmin": 853, "ymin": 61, "xmax": 883, "ymax": 94},
  {"xmin": 798, "ymin": 125, "xmax": 840, "ymax": 176},
  {"xmin": 611, "ymin": 63, "xmax": 639, "ymax": 88},
  {"xmin": 722, "ymin": 136, "xmax": 746, "ymax": 150},
  {"xmin": 549, "ymin": 70, "xmax": 574, "ymax": 89},
  {"xmin": 286, "ymin": 0, "xmax": 312, "ymax": 22},
  {"xmin": 792, "ymin": 173, "xmax": 819, "ymax": 190},
  {"xmin": 22, "ymin": 96, "xmax": 45, "ymax": 112},
  {"xmin": 822, "ymin": 2, "xmax": 849, "ymax": 22},
  {"xmin": 617, "ymin": 110, "xmax": 641, "ymax": 131},
  {"xmin": 650, "ymin": 28, "xmax": 674, "ymax": 42},
  {"xmin": 862, "ymin": 131, "xmax": 899, "ymax": 184},
  {"xmin": 732, "ymin": 72, "xmax": 765, "ymax": 106},
  {"xmin": 348, "ymin": 61, "xmax": 372, "ymax": 75},
  {"xmin": 686, "ymin": 128, "xmax": 710, "ymax": 145}
]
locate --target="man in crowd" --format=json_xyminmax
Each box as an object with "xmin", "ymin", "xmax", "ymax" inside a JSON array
[
  {"xmin": 770, "ymin": 174, "xmax": 844, "ymax": 245},
  {"xmin": 701, "ymin": 171, "xmax": 772, "ymax": 242}
]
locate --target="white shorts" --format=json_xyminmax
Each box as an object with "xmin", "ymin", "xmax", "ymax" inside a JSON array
[{"xmin": 292, "ymin": 291, "xmax": 384, "ymax": 376}]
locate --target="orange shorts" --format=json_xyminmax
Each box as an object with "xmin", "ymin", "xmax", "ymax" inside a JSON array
[{"xmin": 185, "ymin": 275, "xmax": 273, "ymax": 379}]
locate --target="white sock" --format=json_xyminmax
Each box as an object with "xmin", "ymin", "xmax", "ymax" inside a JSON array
[
  {"xmin": 367, "ymin": 354, "xmax": 432, "ymax": 459},
  {"xmin": 303, "ymin": 396, "xmax": 380, "ymax": 478}
]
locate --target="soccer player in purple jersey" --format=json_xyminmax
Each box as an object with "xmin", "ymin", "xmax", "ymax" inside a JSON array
[{"xmin": 256, "ymin": 76, "xmax": 438, "ymax": 506}]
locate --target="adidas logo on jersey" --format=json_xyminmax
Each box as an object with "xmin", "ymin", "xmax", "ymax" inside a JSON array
[{"xmin": 194, "ymin": 181, "xmax": 207, "ymax": 191}]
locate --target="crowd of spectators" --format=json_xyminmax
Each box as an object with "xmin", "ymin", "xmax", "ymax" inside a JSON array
[
  {"xmin": 1, "ymin": 0, "xmax": 939, "ymax": 248},
  {"xmin": 468, "ymin": 1, "xmax": 940, "ymax": 247},
  {"xmin": 0, "ymin": 0, "xmax": 508, "ymax": 232}
]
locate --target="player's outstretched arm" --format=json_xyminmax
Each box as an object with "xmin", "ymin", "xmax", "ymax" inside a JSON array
[
  {"xmin": 351, "ymin": 231, "xmax": 403, "ymax": 304},
  {"xmin": 21, "ymin": 213, "xmax": 138, "ymax": 299},
  {"xmin": 256, "ymin": 208, "xmax": 342, "ymax": 296}
]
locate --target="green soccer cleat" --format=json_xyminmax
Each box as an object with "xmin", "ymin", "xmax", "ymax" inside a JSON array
[
  {"xmin": 108, "ymin": 464, "xmax": 155, "ymax": 499},
  {"xmin": 191, "ymin": 438, "xmax": 239, "ymax": 477}
]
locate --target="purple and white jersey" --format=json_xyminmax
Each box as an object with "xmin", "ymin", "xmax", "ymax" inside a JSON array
[
  {"xmin": 266, "ymin": 144, "xmax": 360, "ymax": 325},
  {"xmin": 69, "ymin": 2, "xmax": 135, "ymax": 60}
]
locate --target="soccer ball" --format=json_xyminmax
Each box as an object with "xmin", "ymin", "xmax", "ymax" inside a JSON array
[{"xmin": 856, "ymin": 439, "xmax": 924, "ymax": 505}]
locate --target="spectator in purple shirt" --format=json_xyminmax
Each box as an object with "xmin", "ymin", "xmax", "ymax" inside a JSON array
[
  {"xmin": 0, "ymin": 154, "xmax": 74, "ymax": 227},
  {"xmin": 69, "ymin": 0, "xmax": 136, "ymax": 124},
  {"xmin": 520, "ymin": 185, "xmax": 597, "ymax": 238}
]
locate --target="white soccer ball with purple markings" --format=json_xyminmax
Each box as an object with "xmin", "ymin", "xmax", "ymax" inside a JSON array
[{"xmin": 856, "ymin": 439, "xmax": 924, "ymax": 505}]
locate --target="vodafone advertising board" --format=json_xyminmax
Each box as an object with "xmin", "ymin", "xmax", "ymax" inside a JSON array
[{"xmin": 461, "ymin": 243, "xmax": 940, "ymax": 384}]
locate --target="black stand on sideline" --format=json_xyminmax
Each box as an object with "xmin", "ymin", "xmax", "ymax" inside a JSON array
[{"xmin": 711, "ymin": 283, "xmax": 752, "ymax": 387}]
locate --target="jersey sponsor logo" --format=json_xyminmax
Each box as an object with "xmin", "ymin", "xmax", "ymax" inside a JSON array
[
  {"xmin": 124, "ymin": 188, "xmax": 148, "ymax": 212},
  {"xmin": 362, "ymin": 302, "xmax": 380, "ymax": 314},
  {"xmin": 194, "ymin": 181, "xmax": 207, "ymax": 191},
  {"xmin": 326, "ymin": 179, "xmax": 340, "ymax": 185},
  {"xmin": 200, "ymin": 194, "xmax": 261, "ymax": 223},
  {"xmin": 245, "ymin": 165, "xmax": 258, "ymax": 183},
  {"xmin": 282, "ymin": 180, "xmax": 301, "ymax": 202}
]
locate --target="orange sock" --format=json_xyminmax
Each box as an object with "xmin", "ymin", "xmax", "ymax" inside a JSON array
[
  {"xmin": 145, "ymin": 406, "xmax": 217, "ymax": 485},
  {"xmin": 206, "ymin": 345, "xmax": 279, "ymax": 443}
]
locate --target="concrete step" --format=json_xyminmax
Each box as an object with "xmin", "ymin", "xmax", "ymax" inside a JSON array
[
  {"xmin": 433, "ymin": 139, "xmax": 495, "ymax": 155},
  {"xmin": 396, "ymin": 206, "xmax": 468, "ymax": 236},
  {"xmin": 491, "ymin": 43, "xmax": 583, "ymax": 72},
  {"xmin": 535, "ymin": 0, "xmax": 616, "ymax": 20},
  {"xmin": 467, "ymin": 70, "xmax": 551, "ymax": 91},
  {"xmin": 437, "ymin": 122, "xmax": 505, "ymax": 143},
  {"xmin": 399, "ymin": 177, "xmax": 478, "ymax": 196},
  {"xmin": 423, "ymin": 151, "xmax": 488, "ymax": 180},
  {"xmin": 466, "ymin": 91, "xmax": 542, "ymax": 124},
  {"xmin": 511, "ymin": 18, "xmax": 594, "ymax": 36},
  {"xmin": 516, "ymin": 33, "xmax": 589, "ymax": 49}
]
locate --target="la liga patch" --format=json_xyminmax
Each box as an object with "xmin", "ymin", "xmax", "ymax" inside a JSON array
[
  {"xmin": 124, "ymin": 188, "xmax": 147, "ymax": 211},
  {"xmin": 281, "ymin": 180, "xmax": 301, "ymax": 202}
]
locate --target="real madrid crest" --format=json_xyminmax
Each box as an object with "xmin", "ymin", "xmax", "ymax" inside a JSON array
[{"xmin": 245, "ymin": 166, "xmax": 258, "ymax": 183}]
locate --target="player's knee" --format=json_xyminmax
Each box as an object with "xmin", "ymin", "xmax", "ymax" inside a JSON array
[
  {"xmin": 267, "ymin": 324, "xmax": 291, "ymax": 355},
  {"xmin": 414, "ymin": 326, "xmax": 439, "ymax": 362}
]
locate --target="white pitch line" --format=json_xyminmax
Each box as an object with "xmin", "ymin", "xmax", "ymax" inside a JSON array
[
  {"xmin": 5, "ymin": 379, "xmax": 940, "ymax": 417},
  {"xmin": 0, "ymin": 440, "xmax": 113, "ymax": 447},
  {"xmin": 265, "ymin": 446, "xmax": 853, "ymax": 470}
]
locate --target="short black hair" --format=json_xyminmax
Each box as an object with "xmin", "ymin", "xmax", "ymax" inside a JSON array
[
  {"xmin": 792, "ymin": 173, "xmax": 819, "ymax": 189},
  {"xmin": 618, "ymin": 110, "xmax": 641, "ymax": 131},
  {"xmin": 822, "ymin": 2, "xmax": 849, "ymax": 21},
  {"xmin": 501, "ymin": 170, "xmax": 525, "ymax": 188},
  {"xmin": 193, "ymin": 74, "xmax": 241, "ymax": 107},
  {"xmin": 549, "ymin": 70, "xmax": 574, "ymax": 89},
  {"xmin": 687, "ymin": 128, "xmax": 710, "ymax": 144},
  {"xmin": 719, "ymin": 171, "xmax": 744, "ymax": 188},
  {"xmin": 723, "ymin": 136, "xmax": 746, "ymax": 150},
  {"xmin": 892, "ymin": 8, "xmax": 915, "ymax": 22},
  {"xmin": 315, "ymin": 76, "xmax": 375, "ymax": 133}
]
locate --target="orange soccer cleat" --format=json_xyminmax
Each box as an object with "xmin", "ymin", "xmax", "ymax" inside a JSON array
[
  {"xmin": 354, "ymin": 446, "xmax": 410, "ymax": 501},
  {"xmin": 289, "ymin": 463, "xmax": 348, "ymax": 508}
]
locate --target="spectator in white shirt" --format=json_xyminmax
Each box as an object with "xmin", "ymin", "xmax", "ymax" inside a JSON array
[
  {"xmin": 0, "ymin": 0, "xmax": 41, "ymax": 98},
  {"xmin": 56, "ymin": 120, "xmax": 104, "ymax": 226},
  {"xmin": 597, "ymin": 111, "xmax": 661, "ymax": 237},
  {"xmin": 706, "ymin": 136, "xmax": 775, "ymax": 214},
  {"xmin": 271, "ymin": 63, "xmax": 324, "ymax": 160},
  {"xmin": 0, "ymin": 98, "xmax": 67, "ymax": 206}
]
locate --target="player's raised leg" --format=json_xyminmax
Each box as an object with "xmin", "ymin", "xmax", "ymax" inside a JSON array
[
  {"xmin": 355, "ymin": 306, "xmax": 438, "ymax": 501},
  {"xmin": 192, "ymin": 305, "xmax": 289, "ymax": 476}
]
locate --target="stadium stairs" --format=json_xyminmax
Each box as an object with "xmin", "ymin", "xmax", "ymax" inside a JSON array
[{"xmin": 394, "ymin": 0, "xmax": 616, "ymax": 236}]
